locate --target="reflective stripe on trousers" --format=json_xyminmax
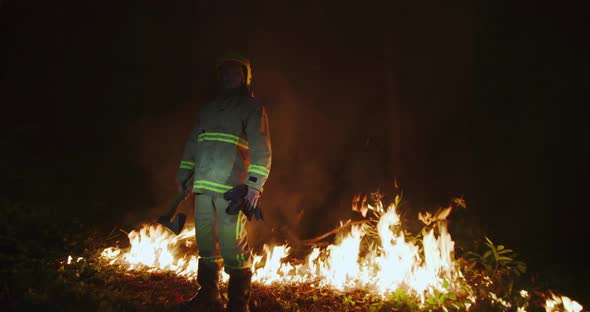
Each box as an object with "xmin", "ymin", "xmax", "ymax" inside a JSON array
[{"xmin": 194, "ymin": 193, "xmax": 251, "ymax": 272}]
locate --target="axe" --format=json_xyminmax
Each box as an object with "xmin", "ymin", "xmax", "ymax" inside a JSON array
[{"xmin": 158, "ymin": 180, "xmax": 192, "ymax": 235}]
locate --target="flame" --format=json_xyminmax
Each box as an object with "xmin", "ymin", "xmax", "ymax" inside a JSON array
[
  {"xmin": 94, "ymin": 195, "xmax": 584, "ymax": 310},
  {"xmin": 545, "ymin": 292, "xmax": 583, "ymax": 312},
  {"xmin": 99, "ymin": 197, "xmax": 474, "ymax": 307},
  {"xmin": 101, "ymin": 224, "xmax": 199, "ymax": 279},
  {"xmin": 66, "ymin": 255, "xmax": 84, "ymax": 265}
]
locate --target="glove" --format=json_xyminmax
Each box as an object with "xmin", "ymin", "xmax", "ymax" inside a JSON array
[
  {"xmin": 176, "ymin": 178, "xmax": 190, "ymax": 194},
  {"xmin": 244, "ymin": 187, "xmax": 263, "ymax": 221},
  {"xmin": 224, "ymin": 184, "xmax": 248, "ymax": 215},
  {"xmin": 224, "ymin": 184, "xmax": 264, "ymax": 221}
]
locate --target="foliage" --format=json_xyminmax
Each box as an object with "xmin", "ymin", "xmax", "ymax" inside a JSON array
[
  {"xmin": 465, "ymin": 236, "xmax": 527, "ymax": 280},
  {"xmin": 461, "ymin": 236, "xmax": 531, "ymax": 310}
]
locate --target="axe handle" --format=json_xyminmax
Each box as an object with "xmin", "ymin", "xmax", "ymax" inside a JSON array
[
  {"xmin": 163, "ymin": 178, "xmax": 193, "ymax": 219},
  {"xmin": 163, "ymin": 191, "xmax": 190, "ymax": 219}
]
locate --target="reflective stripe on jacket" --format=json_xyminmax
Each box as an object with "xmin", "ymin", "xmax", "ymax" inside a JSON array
[{"xmin": 176, "ymin": 95, "xmax": 272, "ymax": 194}]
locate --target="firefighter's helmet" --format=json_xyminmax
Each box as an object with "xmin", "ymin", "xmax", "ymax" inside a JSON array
[{"xmin": 216, "ymin": 52, "xmax": 252, "ymax": 87}]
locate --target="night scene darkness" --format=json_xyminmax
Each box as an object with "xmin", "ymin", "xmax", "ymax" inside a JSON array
[{"xmin": 1, "ymin": 1, "xmax": 588, "ymax": 311}]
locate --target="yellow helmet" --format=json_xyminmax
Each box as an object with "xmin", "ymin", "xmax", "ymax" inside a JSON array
[{"xmin": 216, "ymin": 52, "xmax": 252, "ymax": 87}]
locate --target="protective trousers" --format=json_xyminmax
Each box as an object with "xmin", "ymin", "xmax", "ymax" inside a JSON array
[{"xmin": 195, "ymin": 193, "xmax": 251, "ymax": 272}]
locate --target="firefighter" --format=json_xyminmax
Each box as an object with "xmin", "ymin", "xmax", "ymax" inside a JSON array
[{"xmin": 178, "ymin": 53, "xmax": 271, "ymax": 311}]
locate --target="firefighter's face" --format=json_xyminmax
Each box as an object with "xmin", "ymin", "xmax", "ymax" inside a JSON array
[{"xmin": 220, "ymin": 61, "xmax": 245, "ymax": 89}]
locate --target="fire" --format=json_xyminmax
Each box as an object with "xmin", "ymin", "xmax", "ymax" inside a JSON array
[
  {"xmin": 545, "ymin": 292, "xmax": 583, "ymax": 312},
  {"xmin": 66, "ymin": 255, "xmax": 84, "ymax": 265},
  {"xmin": 100, "ymin": 196, "xmax": 474, "ymax": 307},
  {"xmin": 101, "ymin": 224, "xmax": 199, "ymax": 279},
  {"xmin": 94, "ymin": 194, "xmax": 585, "ymax": 310}
]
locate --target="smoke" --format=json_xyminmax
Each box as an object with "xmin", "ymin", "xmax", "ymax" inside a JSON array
[
  {"xmin": 126, "ymin": 1, "xmax": 477, "ymax": 250},
  {"xmin": 122, "ymin": 102, "xmax": 198, "ymax": 226},
  {"xmin": 249, "ymin": 66, "xmax": 398, "ymax": 246},
  {"xmin": 125, "ymin": 60, "xmax": 398, "ymax": 248}
]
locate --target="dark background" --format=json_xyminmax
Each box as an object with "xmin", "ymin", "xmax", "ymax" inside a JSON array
[{"xmin": 2, "ymin": 0, "xmax": 587, "ymax": 304}]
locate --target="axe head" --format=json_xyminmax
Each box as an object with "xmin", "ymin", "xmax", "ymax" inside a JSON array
[{"xmin": 158, "ymin": 213, "xmax": 187, "ymax": 235}]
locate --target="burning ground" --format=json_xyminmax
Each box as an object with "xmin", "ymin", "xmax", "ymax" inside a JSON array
[{"xmin": 2, "ymin": 193, "xmax": 585, "ymax": 311}]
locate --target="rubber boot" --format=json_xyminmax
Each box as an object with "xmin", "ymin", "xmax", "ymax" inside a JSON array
[
  {"xmin": 181, "ymin": 259, "xmax": 224, "ymax": 312},
  {"xmin": 226, "ymin": 268, "xmax": 252, "ymax": 312}
]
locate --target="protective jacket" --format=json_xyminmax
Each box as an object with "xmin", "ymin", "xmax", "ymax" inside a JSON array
[{"xmin": 176, "ymin": 95, "xmax": 271, "ymax": 195}]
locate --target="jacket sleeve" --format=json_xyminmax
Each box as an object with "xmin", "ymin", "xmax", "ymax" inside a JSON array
[
  {"xmin": 245, "ymin": 102, "xmax": 272, "ymax": 191},
  {"xmin": 176, "ymin": 118, "xmax": 199, "ymax": 183}
]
